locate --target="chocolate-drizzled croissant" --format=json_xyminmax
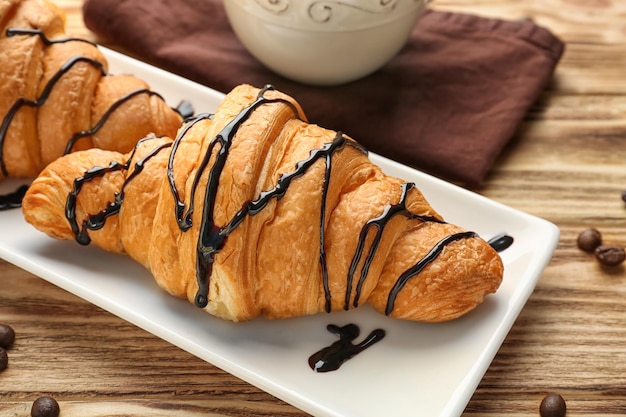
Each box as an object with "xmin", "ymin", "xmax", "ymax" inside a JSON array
[
  {"xmin": 22, "ymin": 84, "xmax": 504, "ymax": 322},
  {"xmin": 0, "ymin": 0, "xmax": 182, "ymax": 181}
]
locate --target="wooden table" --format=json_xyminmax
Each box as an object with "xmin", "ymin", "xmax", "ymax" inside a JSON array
[{"xmin": 1, "ymin": 0, "xmax": 626, "ymax": 416}]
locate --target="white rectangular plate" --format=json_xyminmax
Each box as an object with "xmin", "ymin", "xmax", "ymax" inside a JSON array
[{"xmin": 0, "ymin": 48, "xmax": 559, "ymax": 417}]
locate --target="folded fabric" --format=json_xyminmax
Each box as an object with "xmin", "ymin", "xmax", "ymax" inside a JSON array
[{"xmin": 82, "ymin": 0, "xmax": 565, "ymax": 186}]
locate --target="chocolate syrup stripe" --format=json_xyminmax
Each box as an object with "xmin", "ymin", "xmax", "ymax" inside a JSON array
[
  {"xmin": 192, "ymin": 86, "xmax": 306, "ymax": 307},
  {"xmin": 167, "ymin": 113, "xmax": 214, "ymax": 232},
  {"xmin": 64, "ymin": 85, "xmax": 504, "ymax": 317},
  {"xmin": 65, "ymin": 135, "xmax": 172, "ymax": 245},
  {"xmin": 385, "ymin": 231, "xmax": 478, "ymax": 316},
  {"xmin": 0, "ymin": 28, "xmax": 177, "ymax": 180},
  {"xmin": 6, "ymin": 28, "xmax": 97, "ymax": 46}
]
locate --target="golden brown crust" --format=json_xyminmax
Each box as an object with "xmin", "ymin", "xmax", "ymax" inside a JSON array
[
  {"xmin": 89, "ymin": 74, "xmax": 181, "ymax": 154},
  {"xmin": 0, "ymin": 0, "xmax": 182, "ymax": 181},
  {"xmin": 118, "ymin": 136, "xmax": 174, "ymax": 267},
  {"xmin": 22, "ymin": 84, "xmax": 504, "ymax": 323}
]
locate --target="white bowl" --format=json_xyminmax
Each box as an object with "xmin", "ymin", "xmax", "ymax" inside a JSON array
[{"xmin": 223, "ymin": 0, "xmax": 431, "ymax": 86}]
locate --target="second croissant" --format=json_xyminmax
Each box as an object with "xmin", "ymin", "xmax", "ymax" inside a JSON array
[
  {"xmin": 22, "ymin": 84, "xmax": 504, "ymax": 323},
  {"xmin": 0, "ymin": 0, "xmax": 183, "ymax": 182}
]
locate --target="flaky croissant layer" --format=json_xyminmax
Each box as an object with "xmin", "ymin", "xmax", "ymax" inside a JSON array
[
  {"xmin": 0, "ymin": 0, "xmax": 182, "ymax": 182},
  {"xmin": 22, "ymin": 84, "xmax": 504, "ymax": 322}
]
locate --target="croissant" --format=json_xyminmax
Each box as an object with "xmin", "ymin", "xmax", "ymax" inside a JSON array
[
  {"xmin": 0, "ymin": 0, "xmax": 183, "ymax": 182},
  {"xmin": 22, "ymin": 84, "xmax": 504, "ymax": 323}
]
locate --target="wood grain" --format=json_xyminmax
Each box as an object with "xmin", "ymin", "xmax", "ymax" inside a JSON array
[{"xmin": 1, "ymin": 0, "xmax": 626, "ymax": 416}]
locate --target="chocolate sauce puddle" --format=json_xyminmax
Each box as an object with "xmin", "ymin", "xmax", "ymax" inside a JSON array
[
  {"xmin": 175, "ymin": 100, "xmax": 195, "ymax": 120},
  {"xmin": 488, "ymin": 233, "xmax": 514, "ymax": 252},
  {"xmin": 0, "ymin": 185, "xmax": 28, "ymax": 211},
  {"xmin": 308, "ymin": 324, "xmax": 385, "ymax": 372}
]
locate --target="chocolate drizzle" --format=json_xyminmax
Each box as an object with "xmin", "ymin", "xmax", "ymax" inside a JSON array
[
  {"xmin": 167, "ymin": 114, "xmax": 213, "ymax": 232},
  {"xmin": 308, "ymin": 324, "xmax": 385, "ymax": 372}
]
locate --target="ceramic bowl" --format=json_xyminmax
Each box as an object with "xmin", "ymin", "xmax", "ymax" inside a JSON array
[{"xmin": 223, "ymin": 0, "xmax": 431, "ymax": 86}]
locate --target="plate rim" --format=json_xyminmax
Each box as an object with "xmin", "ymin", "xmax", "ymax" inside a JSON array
[{"xmin": 0, "ymin": 47, "xmax": 560, "ymax": 417}]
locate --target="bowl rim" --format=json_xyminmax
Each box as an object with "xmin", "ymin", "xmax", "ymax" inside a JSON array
[{"xmin": 224, "ymin": 0, "xmax": 429, "ymax": 32}]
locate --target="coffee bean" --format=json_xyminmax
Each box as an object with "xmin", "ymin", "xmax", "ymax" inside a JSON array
[
  {"xmin": 0, "ymin": 347, "xmax": 7, "ymax": 372},
  {"xmin": 577, "ymin": 228, "xmax": 602, "ymax": 252},
  {"xmin": 0, "ymin": 324, "xmax": 15, "ymax": 349},
  {"xmin": 540, "ymin": 393, "xmax": 566, "ymax": 417},
  {"xmin": 31, "ymin": 396, "xmax": 60, "ymax": 417},
  {"xmin": 594, "ymin": 245, "xmax": 626, "ymax": 267}
]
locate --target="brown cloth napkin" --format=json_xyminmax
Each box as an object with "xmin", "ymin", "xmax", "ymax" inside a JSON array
[{"xmin": 82, "ymin": 0, "xmax": 564, "ymax": 186}]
